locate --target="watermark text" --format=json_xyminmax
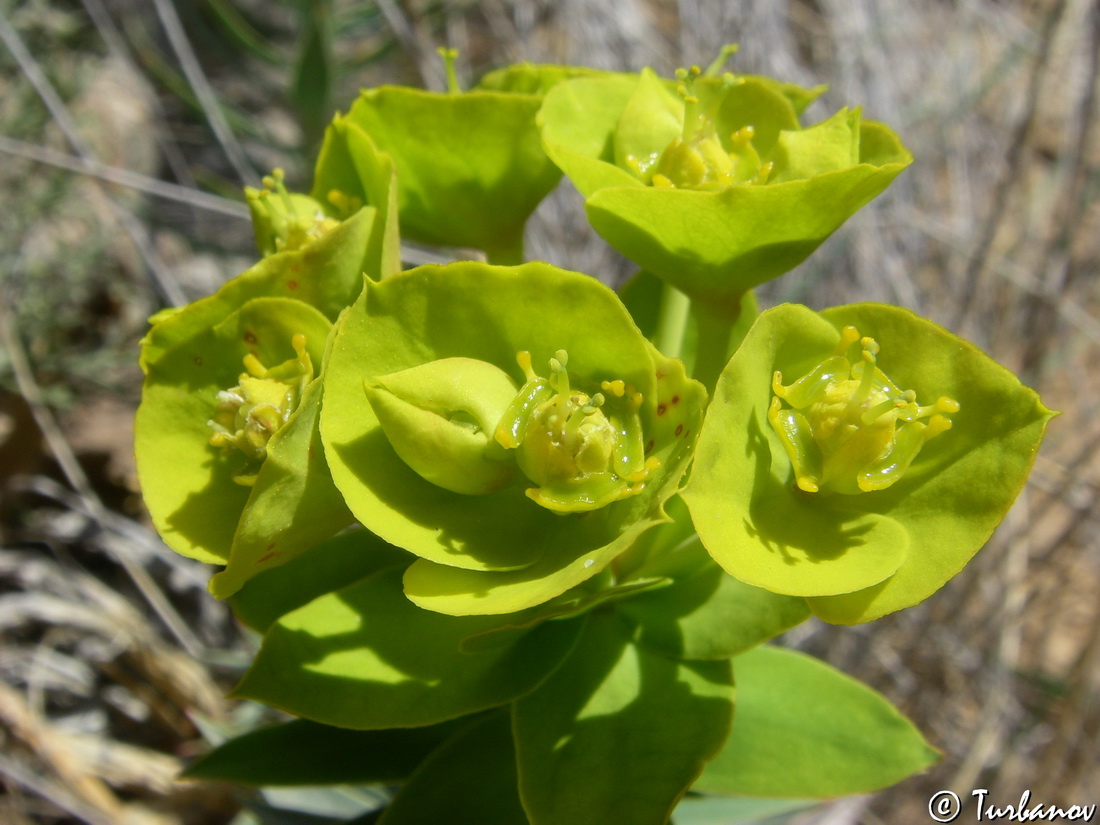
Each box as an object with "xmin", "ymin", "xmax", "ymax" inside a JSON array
[{"xmin": 928, "ymin": 789, "xmax": 1096, "ymax": 823}]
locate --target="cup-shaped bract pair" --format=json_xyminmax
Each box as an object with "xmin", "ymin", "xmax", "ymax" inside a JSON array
[
  {"xmin": 134, "ymin": 166, "xmax": 395, "ymax": 596},
  {"xmin": 683, "ymin": 303, "xmax": 1054, "ymax": 624},
  {"xmin": 136, "ymin": 295, "xmax": 356, "ymax": 598},
  {"xmin": 311, "ymin": 60, "xmax": 564, "ymax": 264},
  {"xmin": 538, "ymin": 67, "xmax": 913, "ymax": 315},
  {"xmin": 320, "ymin": 262, "xmax": 706, "ymax": 617}
]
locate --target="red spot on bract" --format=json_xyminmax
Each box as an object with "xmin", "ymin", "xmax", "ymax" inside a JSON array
[
  {"xmin": 671, "ymin": 395, "xmax": 680, "ymax": 404},
  {"xmin": 657, "ymin": 403, "xmax": 667, "ymax": 416},
  {"xmin": 287, "ymin": 280, "xmax": 298, "ymax": 290},
  {"xmin": 655, "ymin": 370, "xmax": 666, "ymax": 380},
  {"xmin": 258, "ymin": 542, "xmax": 280, "ymax": 564},
  {"xmin": 243, "ymin": 330, "xmax": 258, "ymax": 345},
  {"xmin": 675, "ymin": 424, "xmax": 684, "ymax": 436},
  {"xmin": 645, "ymin": 439, "xmax": 655, "ymax": 454}
]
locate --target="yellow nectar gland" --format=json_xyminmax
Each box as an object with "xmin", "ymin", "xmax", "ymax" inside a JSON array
[
  {"xmin": 767, "ymin": 326, "xmax": 959, "ymax": 495},
  {"xmin": 638, "ymin": 68, "xmax": 774, "ymax": 191},
  {"xmin": 495, "ymin": 350, "xmax": 659, "ymax": 513},
  {"xmin": 208, "ymin": 334, "xmax": 313, "ymax": 485}
]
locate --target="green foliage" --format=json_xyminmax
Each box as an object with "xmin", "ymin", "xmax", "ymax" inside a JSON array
[
  {"xmin": 134, "ymin": 50, "xmax": 1053, "ymax": 825},
  {"xmin": 696, "ymin": 646, "xmax": 940, "ymax": 797}
]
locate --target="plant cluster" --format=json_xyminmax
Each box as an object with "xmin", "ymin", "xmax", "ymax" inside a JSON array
[{"xmin": 134, "ymin": 49, "xmax": 1053, "ymax": 824}]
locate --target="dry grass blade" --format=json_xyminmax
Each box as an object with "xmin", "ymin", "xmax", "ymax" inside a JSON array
[
  {"xmin": 0, "ymin": 134, "xmax": 250, "ymax": 219},
  {"xmin": 149, "ymin": 0, "xmax": 258, "ymax": 187},
  {"xmin": 0, "ymin": 8, "xmax": 187, "ymax": 308}
]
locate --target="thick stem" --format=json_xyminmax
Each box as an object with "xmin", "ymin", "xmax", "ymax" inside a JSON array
[
  {"xmin": 653, "ymin": 281, "xmax": 691, "ymax": 359},
  {"xmin": 691, "ymin": 297, "xmax": 743, "ymax": 393},
  {"xmin": 485, "ymin": 233, "xmax": 525, "ymax": 266}
]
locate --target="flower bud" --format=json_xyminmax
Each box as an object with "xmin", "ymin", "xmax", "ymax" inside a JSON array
[
  {"xmin": 768, "ymin": 326, "xmax": 959, "ymax": 495},
  {"xmin": 246, "ymin": 168, "xmax": 348, "ymax": 256},
  {"xmin": 208, "ymin": 333, "xmax": 314, "ymax": 485},
  {"xmin": 365, "ymin": 357, "xmax": 519, "ymax": 495},
  {"xmin": 495, "ymin": 350, "xmax": 659, "ymax": 513}
]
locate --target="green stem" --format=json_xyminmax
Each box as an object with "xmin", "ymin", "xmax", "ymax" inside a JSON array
[
  {"xmin": 653, "ymin": 281, "xmax": 691, "ymax": 359},
  {"xmin": 485, "ymin": 234, "xmax": 525, "ymax": 266},
  {"xmin": 691, "ymin": 298, "xmax": 742, "ymax": 393}
]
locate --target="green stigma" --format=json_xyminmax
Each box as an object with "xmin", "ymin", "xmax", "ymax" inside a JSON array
[
  {"xmin": 437, "ymin": 46, "xmax": 462, "ymax": 94},
  {"xmin": 639, "ymin": 68, "xmax": 773, "ymax": 191},
  {"xmin": 208, "ymin": 333, "xmax": 314, "ymax": 485},
  {"xmin": 768, "ymin": 326, "xmax": 959, "ymax": 495},
  {"xmin": 245, "ymin": 168, "xmax": 345, "ymax": 255},
  {"xmin": 495, "ymin": 350, "xmax": 659, "ymax": 513}
]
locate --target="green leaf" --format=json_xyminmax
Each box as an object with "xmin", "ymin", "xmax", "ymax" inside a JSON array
[
  {"xmin": 136, "ymin": 298, "xmax": 332, "ymax": 564},
  {"xmin": 210, "ymin": 377, "xmax": 354, "ymax": 598},
  {"xmin": 377, "ymin": 712, "xmax": 528, "ymax": 825},
  {"xmin": 183, "ymin": 716, "xmax": 470, "ymax": 786},
  {"xmin": 234, "ymin": 566, "xmax": 584, "ymax": 729},
  {"xmin": 617, "ymin": 537, "xmax": 810, "ymax": 660},
  {"xmin": 684, "ymin": 303, "xmax": 1054, "ymax": 620},
  {"xmin": 672, "ymin": 795, "xmax": 817, "ymax": 825},
  {"xmin": 320, "ymin": 262, "xmax": 705, "ymax": 615},
  {"xmin": 229, "ymin": 529, "xmax": 410, "ymax": 633},
  {"xmin": 695, "ymin": 646, "xmax": 939, "ymax": 797},
  {"xmin": 513, "ymin": 611, "xmax": 733, "ymax": 825}
]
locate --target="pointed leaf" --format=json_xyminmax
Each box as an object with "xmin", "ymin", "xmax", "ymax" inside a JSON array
[
  {"xmin": 234, "ymin": 566, "xmax": 584, "ymax": 729},
  {"xmin": 513, "ymin": 612, "xmax": 733, "ymax": 825},
  {"xmin": 229, "ymin": 529, "xmax": 410, "ymax": 633},
  {"xmin": 183, "ymin": 716, "xmax": 470, "ymax": 786},
  {"xmin": 695, "ymin": 646, "xmax": 939, "ymax": 797},
  {"xmin": 378, "ymin": 712, "xmax": 528, "ymax": 825}
]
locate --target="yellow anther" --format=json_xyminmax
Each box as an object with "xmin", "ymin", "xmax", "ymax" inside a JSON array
[
  {"xmin": 730, "ymin": 126, "xmax": 755, "ymax": 147},
  {"xmin": 601, "ymin": 379, "xmax": 626, "ymax": 398}
]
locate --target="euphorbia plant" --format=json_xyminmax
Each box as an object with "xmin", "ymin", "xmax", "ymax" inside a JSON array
[{"xmin": 135, "ymin": 48, "xmax": 1054, "ymax": 825}]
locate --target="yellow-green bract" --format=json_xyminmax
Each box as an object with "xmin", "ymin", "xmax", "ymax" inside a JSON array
[
  {"xmin": 538, "ymin": 68, "xmax": 912, "ymax": 316},
  {"xmin": 312, "ymin": 75, "xmax": 562, "ymax": 264},
  {"xmin": 319, "ymin": 261, "xmax": 706, "ymax": 616},
  {"xmin": 683, "ymin": 303, "xmax": 1055, "ymax": 624}
]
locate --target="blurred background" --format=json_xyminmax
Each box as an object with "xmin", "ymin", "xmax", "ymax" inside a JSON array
[{"xmin": 0, "ymin": 0, "xmax": 1097, "ymax": 823}]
